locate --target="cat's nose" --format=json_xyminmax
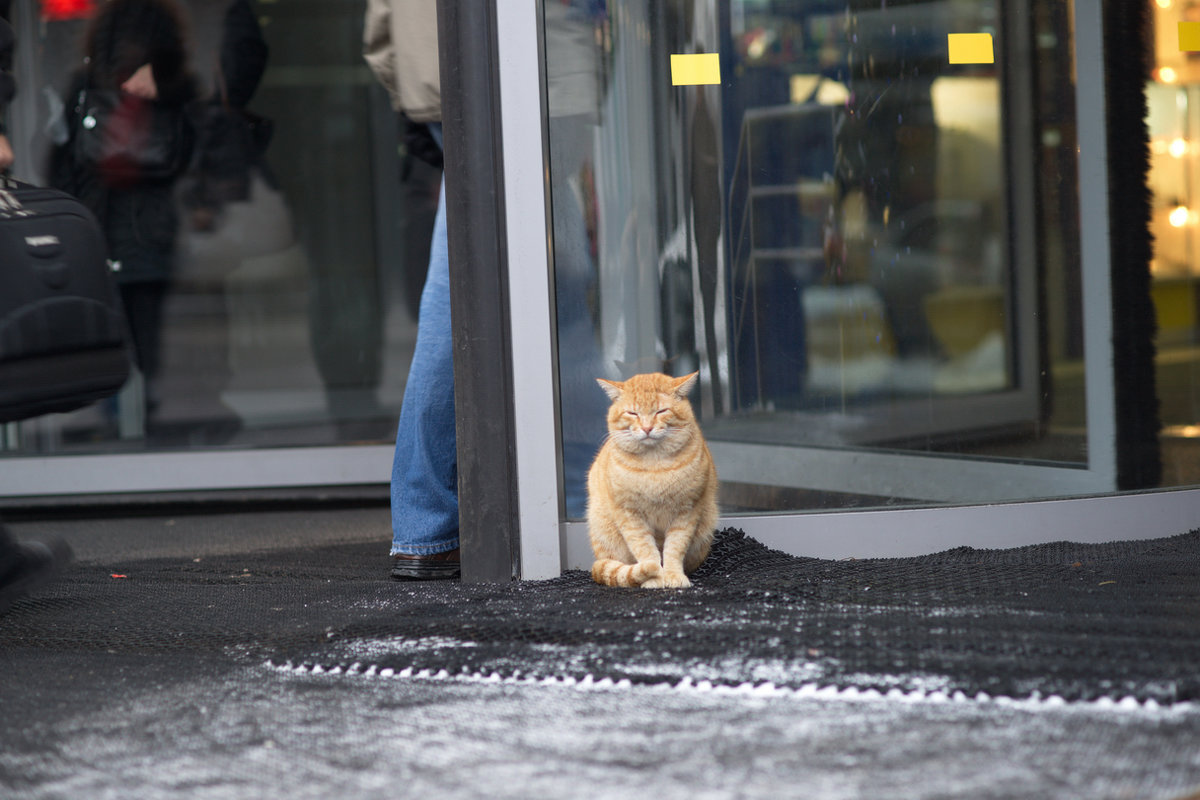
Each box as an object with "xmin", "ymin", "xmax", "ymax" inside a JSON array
[{"xmin": 642, "ymin": 425, "xmax": 654, "ymax": 435}]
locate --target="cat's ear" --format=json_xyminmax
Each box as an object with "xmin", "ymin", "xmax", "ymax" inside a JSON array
[
  {"xmin": 596, "ymin": 378, "xmax": 623, "ymax": 401},
  {"xmin": 672, "ymin": 372, "xmax": 700, "ymax": 397}
]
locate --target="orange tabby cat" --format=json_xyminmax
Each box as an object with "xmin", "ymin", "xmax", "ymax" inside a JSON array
[{"xmin": 587, "ymin": 371, "xmax": 719, "ymax": 588}]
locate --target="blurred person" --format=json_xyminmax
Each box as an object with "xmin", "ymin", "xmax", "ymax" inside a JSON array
[
  {"xmin": 182, "ymin": 0, "xmax": 268, "ymax": 215},
  {"xmin": 363, "ymin": 0, "xmax": 458, "ymax": 580},
  {"xmin": 163, "ymin": 0, "xmax": 273, "ymax": 443},
  {"xmin": 49, "ymin": 0, "xmax": 198, "ymax": 427},
  {"xmin": 0, "ymin": 6, "xmax": 74, "ymax": 614}
]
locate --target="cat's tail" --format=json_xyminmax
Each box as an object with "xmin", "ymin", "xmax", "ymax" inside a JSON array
[{"xmin": 591, "ymin": 559, "xmax": 660, "ymax": 588}]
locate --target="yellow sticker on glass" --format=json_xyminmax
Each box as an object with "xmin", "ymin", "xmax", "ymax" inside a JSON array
[
  {"xmin": 1180, "ymin": 22, "xmax": 1200, "ymax": 51},
  {"xmin": 671, "ymin": 53, "xmax": 721, "ymax": 86},
  {"xmin": 947, "ymin": 33, "xmax": 994, "ymax": 65}
]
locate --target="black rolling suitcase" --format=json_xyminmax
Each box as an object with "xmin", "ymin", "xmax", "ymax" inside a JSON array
[{"xmin": 0, "ymin": 177, "xmax": 131, "ymax": 423}]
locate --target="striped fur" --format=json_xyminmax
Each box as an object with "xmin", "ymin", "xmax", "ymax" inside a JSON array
[{"xmin": 590, "ymin": 558, "xmax": 661, "ymax": 588}]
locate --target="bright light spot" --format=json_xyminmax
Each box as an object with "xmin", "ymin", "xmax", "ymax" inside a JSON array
[
  {"xmin": 1158, "ymin": 0, "xmax": 1173, "ymax": 8},
  {"xmin": 1164, "ymin": 424, "xmax": 1200, "ymax": 438},
  {"xmin": 1160, "ymin": 66, "xmax": 1179, "ymax": 83},
  {"xmin": 1170, "ymin": 138, "xmax": 1189, "ymax": 158},
  {"xmin": 1169, "ymin": 205, "xmax": 1191, "ymax": 227},
  {"xmin": 747, "ymin": 33, "xmax": 767, "ymax": 60}
]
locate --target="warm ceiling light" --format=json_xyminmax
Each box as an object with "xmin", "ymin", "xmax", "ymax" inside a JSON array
[
  {"xmin": 1161, "ymin": 66, "xmax": 1179, "ymax": 83},
  {"xmin": 1169, "ymin": 205, "xmax": 1190, "ymax": 227},
  {"xmin": 1157, "ymin": 0, "xmax": 1173, "ymax": 8},
  {"xmin": 1170, "ymin": 138, "xmax": 1189, "ymax": 158}
]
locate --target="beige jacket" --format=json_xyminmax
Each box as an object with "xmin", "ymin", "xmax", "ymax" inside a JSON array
[{"xmin": 363, "ymin": 0, "xmax": 440, "ymax": 122}]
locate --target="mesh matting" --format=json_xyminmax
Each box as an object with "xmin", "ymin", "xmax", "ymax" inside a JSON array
[{"xmin": 5, "ymin": 528, "xmax": 1200, "ymax": 703}]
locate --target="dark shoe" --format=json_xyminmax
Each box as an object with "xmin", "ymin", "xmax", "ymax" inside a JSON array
[
  {"xmin": 0, "ymin": 538, "xmax": 74, "ymax": 615},
  {"xmin": 390, "ymin": 548, "xmax": 460, "ymax": 581}
]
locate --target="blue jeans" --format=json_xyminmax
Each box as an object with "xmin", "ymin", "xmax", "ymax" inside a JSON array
[{"xmin": 390, "ymin": 142, "xmax": 458, "ymax": 556}]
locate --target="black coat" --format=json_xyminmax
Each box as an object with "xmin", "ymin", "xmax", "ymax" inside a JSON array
[
  {"xmin": 49, "ymin": 0, "xmax": 198, "ymax": 283},
  {"xmin": 215, "ymin": 0, "xmax": 268, "ymax": 108}
]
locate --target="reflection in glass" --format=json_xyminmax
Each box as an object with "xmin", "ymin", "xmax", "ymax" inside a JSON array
[
  {"xmin": 727, "ymin": 3, "xmax": 1019, "ymax": 440},
  {"xmin": 545, "ymin": 0, "xmax": 1096, "ymax": 517},
  {"xmin": 1, "ymin": 0, "xmax": 433, "ymax": 456}
]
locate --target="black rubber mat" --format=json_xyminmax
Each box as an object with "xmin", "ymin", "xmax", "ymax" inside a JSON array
[{"xmin": 5, "ymin": 528, "xmax": 1200, "ymax": 704}]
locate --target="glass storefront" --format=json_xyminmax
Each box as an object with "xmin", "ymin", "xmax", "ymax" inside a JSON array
[
  {"xmin": 1, "ymin": 0, "xmax": 435, "ymax": 466},
  {"xmin": 3, "ymin": 0, "xmax": 1197, "ymax": 572},
  {"xmin": 542, "ymin": 0, "xmax": 1194, "ymax": 519}
]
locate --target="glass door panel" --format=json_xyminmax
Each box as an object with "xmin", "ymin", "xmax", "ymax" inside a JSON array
[
  {"xmin": 545, "ymin": 0, "xmax": 1101, "ymax": 517},
  {"xmin": 1, "ymin": 0, "xmax": 432, "ymax": 491}
]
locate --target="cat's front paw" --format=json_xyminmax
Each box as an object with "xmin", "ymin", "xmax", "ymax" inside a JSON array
[
  {"xmin": 659, "ymin": 570, "xmax": 692, "ymax": 589},
  {"xmin": 643, "ymin": 570, "xmax": 691, "ymax": 589}
]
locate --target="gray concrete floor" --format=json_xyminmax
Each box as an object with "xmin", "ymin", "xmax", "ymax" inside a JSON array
[{"xmin": 4, "ymin": 506, "xmax": 1200, "ymax": 800}]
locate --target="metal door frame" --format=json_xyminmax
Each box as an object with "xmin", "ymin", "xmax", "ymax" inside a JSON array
[{"xmin": 0, "ymin": 447, "xmax": 395, "ymax": 497}]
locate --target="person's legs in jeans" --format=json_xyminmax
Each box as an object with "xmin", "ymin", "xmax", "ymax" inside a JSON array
[{"xmin": 389, "ymin": 163, "xmax": 459, "ymax": 571}]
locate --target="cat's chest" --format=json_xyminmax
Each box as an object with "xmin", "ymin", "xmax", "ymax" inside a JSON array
[{"xmin": 606, "ymin": 452, "xmax": 706, "ymax": 504}]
